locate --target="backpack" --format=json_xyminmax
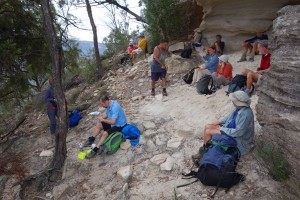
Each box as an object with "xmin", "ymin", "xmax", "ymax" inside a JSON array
[
  {"xmin": 121, "ymin": 124, "xmax": 140, "ymax": 146},
  {"xmin": 69, "ymin": 110, "xmax": 83, "ymax": 128},
  {"xmin": 182, "ymin": 67, "xmax": 197, "ymax": 84},
  {"xmin": 227, "ymin": 74, "xmax": 254, "ymax": 95},
  {"xmin": 103, "ymin": 132, "xmax": 124, "ymax": 155},
  {"xmin": 177, "ymin": 133, "xmax": 244, "ymax": 197},
  {"xmin": 181, "ymin": 48, "xmax": 192, "ymax": 58},
  {"xmin": 196, "ymin": 74, "xmax": 214, "ymax": 95}
]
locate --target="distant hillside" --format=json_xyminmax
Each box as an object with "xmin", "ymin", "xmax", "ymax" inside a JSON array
[{"xmin": 77, "ymin": 40, "xmax": 106, "ymax": 56}]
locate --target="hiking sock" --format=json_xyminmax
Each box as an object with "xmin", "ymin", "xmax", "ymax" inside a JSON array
[{"xmin": 88, "ymin": 136, "xmax": 95, "ymax": 143}]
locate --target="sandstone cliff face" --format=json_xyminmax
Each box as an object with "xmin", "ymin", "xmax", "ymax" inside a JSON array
[
  {"xmin": 256, "ymin": 5, "xmax": 300, "ymax": 196},
  {"xmin": 195, "ymin": 0, "xmax": 300, "ymax": 51}
]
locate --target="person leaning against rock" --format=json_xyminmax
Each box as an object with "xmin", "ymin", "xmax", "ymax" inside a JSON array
[
  {"xmin": 211, "ymin": 54, "xmax": 232, "ymax": 88},
  {"xmin": 211, "ymin": 34, "xmax": 225, "ymax": 55},
  {"xmin": 192, "ymin": 90, "xmax": 254, "ymax": 162},
  {"xmin": 150, "ymin": 38, "xmax": 169, "ymax": 96},
  {"xmin": 45, "ymin": 78, "xmax": 57, "ymax": 136},
  {"xmin": 192, "ymin": 46, "xmax": 219, "ymax": 85},
  {"xmin": 238, "ymin": 32, "xmax": 268, "ymax": 62},
  {"xmin": 241, "ymin": 40, "xmax": 271, "ymax": 96},
  {"xmin": 85, "ymin": 95, "xmax": 127, "ymax": 158}
]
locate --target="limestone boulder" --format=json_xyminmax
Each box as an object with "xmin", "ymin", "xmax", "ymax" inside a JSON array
[
  {"xmin": 256, "ymin": 5, "xmax": 300, "ymax": 197},
  {"xmin": 165, "ymin": 54, "xmax": 199, "ymax": 74},
  {"xmin": 150, "ymin": 153, "xmax": 170, "ymax": 165},
  {"xmin": 117, "ymin": 165, "xmax": 133, "ymax": 181}
]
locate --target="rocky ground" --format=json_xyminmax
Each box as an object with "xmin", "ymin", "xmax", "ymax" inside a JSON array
[{"xmin": 0, "ymin": 50, "xmax": 293, "ymax": 200}]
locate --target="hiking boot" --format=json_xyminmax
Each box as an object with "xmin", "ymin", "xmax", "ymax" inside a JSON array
[
  {"xmin": 237, "ymin": 58, "xmax": 247, "ymax": 62},
  {"xmin": 162, "ymin": 90, "xmax": 168, "ymax": 96},
  {"xmin": 86, "ymin": 149, "xmax": 97, "ymax": 159},
  {"xmin": 151, "ymin": 90, "xmax": 155, "ymax": 96},
  {"xmin": 248, "ymin": 57, "xmax": 254, "ymax": 62},
  {"xmin": 192, "ymin": 152, "xmax": 201, "ymax": 160}
]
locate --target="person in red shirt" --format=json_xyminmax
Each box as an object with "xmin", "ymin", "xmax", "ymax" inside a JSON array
[
  {"xmin": 241, "ymin": 40, "xmax": 271, "ymax": 96},
  {"xmin": 211, "ymin": 55, "xmax": 233, "ymax": 87},
  {"xmin": 127, "ymin": 42, "xmax": 138, "ymax": 58}
]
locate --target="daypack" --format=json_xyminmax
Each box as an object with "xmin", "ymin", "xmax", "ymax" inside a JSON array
[
  {"xmin": 121, "ymin": 124, "xmax": 140, "ymax": 146},
  {"xmin": 196, "ymin": 74, "xmax": 214, "ymax": 95},
  {"xmin": 182, "ymin": 67, "xmax": 197, "ymax": 84},
  {"xmin": 181, "ymin": 48, "xmax": 192, "ymax": 58},
  {"xmin": 69, "ymin": 110, "xmax": 83, "ymax": 128},
  {"xmin": 227, "ymin": 74, "xmax": 254, "ymax": 95},
  {"xmin": 103, "ymin": 132, "xmax": 124, "ymax": 155},
  {"xmin": 177, "ymin": 133, "xmax": 244, "ymax": 197}
]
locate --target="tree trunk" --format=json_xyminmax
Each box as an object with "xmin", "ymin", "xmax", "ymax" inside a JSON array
[
  {"xmin": 85, "ymin": 0, "xmax": 105, "ymax": 79},
  {"xmin": 40, "ymin": 0, "xmax": 68, "ymax": 169}
]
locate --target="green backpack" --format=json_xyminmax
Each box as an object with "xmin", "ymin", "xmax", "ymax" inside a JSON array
[{"xmin": 103, "ymin": 132, "xmax": 124, "ymax": 155}]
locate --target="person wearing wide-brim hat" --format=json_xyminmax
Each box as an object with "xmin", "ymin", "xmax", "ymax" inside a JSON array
[
  {"xmin": 211, "ymin": 54, "xmax": 233, "ymax": 88},
  {"xmin": 192, "ymin": 90, "xmax": 254, "ymax": 161}
]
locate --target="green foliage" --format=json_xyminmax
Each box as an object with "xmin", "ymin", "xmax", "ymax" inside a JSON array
[
  {"xmin": 142, "ymin": 0, "xmax": 185, "ymax": 44},
  {"xmin": 255, "ymin": 137, "xmax": 291, "ymax": 181}
]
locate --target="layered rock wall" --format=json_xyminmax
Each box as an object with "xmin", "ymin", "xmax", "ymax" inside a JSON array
[
  {"xmin": 256, "ymin": 5, "xmax": 300, "ymax": 196},
  {"xmin": 195, "ymin": 0, "xmax": 300, "ymax": 51}
]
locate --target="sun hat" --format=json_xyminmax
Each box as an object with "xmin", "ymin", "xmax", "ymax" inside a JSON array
[
  {"xmin": 229, "ymin": 90, "xmax": 251, "ymax": 107},
  {"xmin": 129, "ymin": 41, "xmax": 134, "ymax": 45},
  {"xmin": 219, "ymin": 55, "xmax": 229, "ymax": 63},
  {"xmin": 256, "ymin": 40, "xmax": 268, "ymax": 48},
  {"xmin": 138, "ymin": 32, "xmax": 144, "ymax": 37}
]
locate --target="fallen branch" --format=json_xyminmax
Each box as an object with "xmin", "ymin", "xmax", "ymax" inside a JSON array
[{"xmin": 0, "ymin": 116, "xmax": 27, "ymax": 140}]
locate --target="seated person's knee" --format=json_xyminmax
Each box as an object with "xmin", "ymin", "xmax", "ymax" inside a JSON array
[{"xmin": 102, "ymin": 131, "xmax": 108, "ymax": 137}]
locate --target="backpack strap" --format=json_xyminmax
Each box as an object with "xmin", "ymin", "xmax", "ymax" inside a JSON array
[{"xmin": 176, "ymin": 179, "xmax": 199, "ymax": 188}]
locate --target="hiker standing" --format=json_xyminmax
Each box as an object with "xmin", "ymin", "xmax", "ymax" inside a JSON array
[
  {"xmin": 151, "ymin": 39, "xmax": 169, "ymax": 96},
  {"xmin": 45, "ymin": 78, "xmax": 57, "ymax": 135},
  {"xmin": 192, "ymin": 90, "xmax": 254, "ymax": 162},
  {"xmin": 85, "ymin": 95, "xmax": 127, "ymax": 158}
]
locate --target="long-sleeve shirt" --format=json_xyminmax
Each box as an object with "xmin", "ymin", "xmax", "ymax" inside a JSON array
[
  {"xmin": 203, "ymin": 53, "xmax": 219, "ymax": 73},
  {"xmin": 219, "ymin": 107, "xmax": 254, "ymax": 155},
  {"xmin": 216, "ymin": 63, "xmax": 233, "ymax": 80},
  {"xmin": 45, "ymin": 86, "xmax": 56, "ymax": 108}
]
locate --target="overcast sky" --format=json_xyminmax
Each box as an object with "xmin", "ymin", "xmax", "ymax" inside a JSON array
[{"xmin": 67, "ymin": 0, "xmax": 143, "ymax": 42}]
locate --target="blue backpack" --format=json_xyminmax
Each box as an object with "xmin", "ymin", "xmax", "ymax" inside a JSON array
[
  {"xmin": 69, "ymin": 110, "xmax": 83, "ymax": 128},
  {"xmin": 121, "ymin": 124, "xmax": 140, "ymax": 146},
  {"xmin": 178, "ymin": 133, "xmax": 244, "ymax": 197}
]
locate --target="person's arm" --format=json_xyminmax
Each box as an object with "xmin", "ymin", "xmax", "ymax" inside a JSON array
[
  {"xmin": 101, "ymin": 118, "xmax": 116, "ymax": 125},
  {"xmin": 153, "ymin": 47, "xmax": 165, "ymax": 69},
  {"xmin": 218, "ymin": 112, "xmax": 231, "ymax": 126},
  {"xmin": 220, "ymin": 110, "xmax": 253, "ymax": 137},
  {"xmin": 45, "ymin": 87, "xmax": 54, "ymax": 102}
]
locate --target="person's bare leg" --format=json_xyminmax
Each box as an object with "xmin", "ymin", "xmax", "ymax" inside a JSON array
[
  {"xmin": 241, "ymin": 68, "xmax": 253, "ymax": 75},
  {"xmin": 151, "ymin": 80, "xmax": 156, "ymax": 89},
  {"xmin": 97, "ymin": 131, "xmax": 108, "ymax": 148},
  {"xmin": 203, "ymin": 124, "xmax": 221, "ymax": 144},
  {"xmin": 246, "ymin": 72, "xmax": 259, "ymax": 89},
  {"xmin": 161, "ymin": 78, "xmax": 166, "ymax": 88},
  {"xmin": 92, "ymin": 120, "xmax": 103, "ymax": 137}
]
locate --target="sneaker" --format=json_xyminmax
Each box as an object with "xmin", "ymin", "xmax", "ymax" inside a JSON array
[
  {"xmin": 83, "ymin": 140, "xmax": 93, "ymax": 147},
  {"xmin": 237, "ymin": 58, "xmax": 247, "ymax": 62},
  {"xmin": 162, "ymin": 90, "xmax": 168, "ymax": 96},
  {"xmin": 151, "ymin": 90, "xmax": 155, "ymax": 96},
  {"xmin": 86, "ymin": 149, "xmax": 97, "ymax": 159}
]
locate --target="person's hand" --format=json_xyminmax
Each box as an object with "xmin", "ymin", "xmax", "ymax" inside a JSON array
[
  {"xmin": 161, "ymin": 64, "xmax": 166, "ymax": 69},
  {"xmin": 99, "ymin": 116, "xmax": 104, "ymax": 122},
  {"xmin": 208, "ymin": 122, "xmax": 220, "ymax": 126},
  {"xmin": 199, "ymin": 65, "xmax": 205, "ymax": 70}
]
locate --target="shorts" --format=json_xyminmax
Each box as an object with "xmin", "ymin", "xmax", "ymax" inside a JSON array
[
  {"xmin": 151, "ymin": 71, "xmax": 167, "ymax": 81},
  {"xmin": 101, "ymin": 122, "xmax": 126, "ymax": 135}
]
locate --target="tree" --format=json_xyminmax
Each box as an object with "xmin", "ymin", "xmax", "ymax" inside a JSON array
[
  {"xmin": 41, "ymin": 0, "xmax": 69, "ymax": 169},
  {"xmin": 85, "ymin": 0, "xmax": 105, "ymax": 79}
]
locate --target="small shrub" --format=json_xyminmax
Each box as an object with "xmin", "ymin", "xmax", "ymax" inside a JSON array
[{"xmin": 255, "ymin": 136, "xmax": 291, "ymax": 181}]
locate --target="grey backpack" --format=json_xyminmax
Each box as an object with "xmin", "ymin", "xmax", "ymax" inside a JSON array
[{"xmin": 196, "ymin": 74, "xmax": 214, "ymax": 95}]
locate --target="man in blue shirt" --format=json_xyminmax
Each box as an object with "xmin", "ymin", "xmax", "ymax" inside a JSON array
[
  {"xmin": 192, "ymin": 46, "xmax": 219, "ymax": 84},
  {"xmin": 192, "ymin": 91, "xmax": 254, "ymax": 162},
  {"xmin": 86, "ymin": 95, "xmax": 127, "ymax": 158},
  {"xmin": 45, "ymin": 78, "xmax": 57, "ymax": 136},
  {"xmin": 238, "ymin": 32, "xmax": 268, "ymax": 62}
]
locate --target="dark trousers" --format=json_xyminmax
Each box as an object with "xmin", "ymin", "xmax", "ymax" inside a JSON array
[{"xmin": 47, "ymin": 107, "xmax": 57, "ymax": 135}]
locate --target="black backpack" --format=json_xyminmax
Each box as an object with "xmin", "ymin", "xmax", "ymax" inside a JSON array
[
  {"xmin": 177, "ymin": 133, "xmax": 245, "ymax": 197},
  {"xmin": 182, "ymin": 67, "xmax": 197, "ymax": 84},
  {"xmin": 196, "ymin": 74, "xmax": 214, "ymax": 95},
  {"xmin": 181, "ymin": 47, "xmax": 192, "ymax": 58},
  {"xmin": 227, "ymin": 74, "xmax": 254, "ymax": 95}
]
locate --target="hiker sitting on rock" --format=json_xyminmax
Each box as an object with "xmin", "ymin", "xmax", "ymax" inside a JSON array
[
  {"xmin": 121, "ymin": 42, "xmax": 138, "ymax": 64},
  {"xmin": 85, "ymin": 95, "xmax": 127, "ymax": 158},
  {"xmin": 192, "ymin": 90, "xmax": 254, "ymax": 162},
  {"xmin": 241, "ymin": 40, "xmax": 271, "ymax": 96},
  {"xmin": 151, "ymin": 38, "xmax": 169, "ymax": 96},
  {"xmin": 132, "ymin": 32, "xmax": 147, "ymax": 59},
  {"xmin": 211, "ymin": 55, "xmax": 232, "ymax": 88},
  {"xmin": 238, "ymin": 32, "xmax": 268, "ymax": 62},
  {"xmin": 192, "ymin": 46, "xmax": 219, "ymax": 85},
  {"xmin": 211, "ymin": 34, "xmax": 225, "ymax": 55}
]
